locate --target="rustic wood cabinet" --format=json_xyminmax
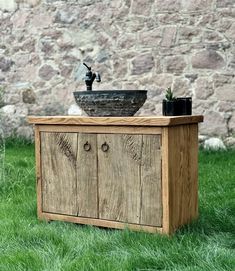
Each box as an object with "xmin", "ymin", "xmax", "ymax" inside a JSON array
[{"xmin": 29, "ymin": 115, "xmax": 203, "ymax": 234}]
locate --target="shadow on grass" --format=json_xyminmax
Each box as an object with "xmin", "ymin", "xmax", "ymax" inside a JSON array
[{"xmin": 5, "ymin": 136, "xmax": 34, "ymax": 148}]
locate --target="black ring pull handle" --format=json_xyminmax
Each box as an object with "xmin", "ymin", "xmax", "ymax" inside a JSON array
[
  {"xmin": 83, "ymin": 141, "xmax": 91, "ymax": 152},
  {"xmin": 101, "ymin": 142, "xmax": 109, "ymax": 152}
]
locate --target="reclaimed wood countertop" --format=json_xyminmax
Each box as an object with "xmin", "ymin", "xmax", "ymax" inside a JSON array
[{"xmin": 28, "ymin": 115, "xmax": 203, "ymax": 127}]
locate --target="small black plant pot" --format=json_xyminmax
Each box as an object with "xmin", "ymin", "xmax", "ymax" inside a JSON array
[
  {"xmin": 162, "ymin": 100, "xmax": 179, "ymax": 116},
  {"xmin": 162, "ymin": 97, "xmax": 192, "ymax": 116},
  {"xmin": 177, "ymin": 97, "xmax": 192, "ymax": 115}
]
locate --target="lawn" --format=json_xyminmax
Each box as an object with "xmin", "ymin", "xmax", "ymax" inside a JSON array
[{"xmin": 0, "ymin": 140, "xmax": 234, "ymax": 271}]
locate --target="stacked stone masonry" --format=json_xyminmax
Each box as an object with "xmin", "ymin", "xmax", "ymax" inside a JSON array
[{"xmin": 0, "ymin": 0, "xmax": 234, "ymax": 144}]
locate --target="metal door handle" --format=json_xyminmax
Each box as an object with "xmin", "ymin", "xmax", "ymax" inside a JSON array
[
  {"xmin": 101, "ymin": 142, "xmax": 109, "ymax": 152},
  {"xmin": 83, "ymin": 141, "xmax": 91, "ymax": 152}
]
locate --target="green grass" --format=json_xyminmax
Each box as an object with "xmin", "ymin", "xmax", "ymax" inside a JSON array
[{"xmin": 0, "ymin": 140, "xmax": 235, "ymax": 271}]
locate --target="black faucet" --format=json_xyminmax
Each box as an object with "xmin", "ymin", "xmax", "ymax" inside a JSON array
[{"xmin": 83, "ymin": 63, "xmax": 101, "ymax": 91}]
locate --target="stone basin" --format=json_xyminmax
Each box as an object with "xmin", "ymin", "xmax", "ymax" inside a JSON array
[{"xmin": 73, "ymin": 90, "xmax": 147, "ymax": 117}]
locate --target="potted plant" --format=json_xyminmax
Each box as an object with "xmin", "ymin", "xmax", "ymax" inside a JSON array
[
  {"xmin": 162, "ymin": 87, "xmax": 178, "ymax": 116},
  {"xmin": 162, "ymin": 87, "xmax": 192, "ymax": 116}
]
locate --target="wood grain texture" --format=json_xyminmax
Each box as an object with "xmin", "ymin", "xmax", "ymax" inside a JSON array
[
  {"xmin": 162, "ymin": 124, "xmax": 199, "ymax": 234},
  {"xmin": 40, "ymin": 212, "xmax": 163, "ymax": 234},
  {"xmin": 41, "ymin": 132, "xmax": 78, "ymax": 215},
  {"xmin": 35, "ymin": 126, "xmax": 42, "ymax": 218},
  {"xmin": 98, "ymin": 134, "xmax": 142, "ymax": 224},
  {"xmin": 77, "ymin": 133, "xmax": 98, "ymax": 218},
  {"xmin": 38, "ymin": 125, "xmax": 162, "ymax": 135},
  {"xmin": 187, "ymin": 124, "xmax": 199, "ymax": 220},
  {"xmin": 161, "ymin": 128, "xmax": 170, "ymax": 234},
  {"xmin": 33, "ymin": 117, "xmax": 200, "ymax": 234},
  {"xmin": 28, "ymin": 115, "xmax": 203, "ymax": 126},
  {"xmin": 140, "ymin": 135, "xmax": 162, "ymax": 226}
]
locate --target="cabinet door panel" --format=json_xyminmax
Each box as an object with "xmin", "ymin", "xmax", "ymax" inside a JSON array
[
  {"xmin": 41, "ymin": 132, "xmax": 78, "ymax": 215},
  {"xmin": 98, "ymin": 134, "xmax": 142, "ymax": 224},
  {"xmin": 140, "ymin": 135, "xmax": 162, "ymax": 226},
  {"xmin": 77, "ymin": 133, "xmax": 98, "ymax": 218}
]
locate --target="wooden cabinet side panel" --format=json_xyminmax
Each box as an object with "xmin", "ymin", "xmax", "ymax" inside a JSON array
[
  {"xmin": 35, "ymin": 126, "xmax": 43, "ymax": 218},
  {"xmin": 77, "ymin": 134, "xmax": 98, "ymax": 218},
  {"xmin": 41, "ymin": 132, "xmax": 78, "ymax": 216},
  {"xmin": 98, "ymin": 134, "xmax": 142, "ymax": 224},
  {"xmin": 140, "ymin": 135, "xmax": 162, "ymax": 226},
  {"xmin": 167, "ymin": 124, "xmax": 198, "ymax": 232},
  {"xmin": 188, "ymin": 124, "xmax": 199, "ymax": 219}
]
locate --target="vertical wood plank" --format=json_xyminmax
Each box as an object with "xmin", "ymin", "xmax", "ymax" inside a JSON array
[
  {"xmin": 98, "ymin": 134, "xmax": 142, "ymax": 224},
  {"xmin": 188, "ymin": 124, "xmax": 199, "ymax": 220},
  {"xmin": 166, "ymin": 124, "xmax": 199, "ymax": 233},
  {"xmin": 77, "ymin": 133, "xmax": 98, "ymax": 218},
  {"xmin": 41, "ymin": 132, "xmax": 78, "ymax": 215},
  {"xmin": 140, "ymin": 135, "xmax": 162, "ymax": 226},
  {"xmin": 35, "ymin": 125, "xmax": 43, "ymax": 219},
  {"xmin": 161, "ymin": 128, "xmax": 171, "ymax": 234}
]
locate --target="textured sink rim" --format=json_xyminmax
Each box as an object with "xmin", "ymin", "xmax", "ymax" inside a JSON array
[{"xmin": 73, "ymin": 90, "xmax": 147, "ymax": 95}]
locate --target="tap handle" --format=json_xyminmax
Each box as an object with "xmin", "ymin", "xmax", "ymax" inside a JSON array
[
  {"xmin": 83, "ymin": 62, "xmax": 91, "ymax": 71},
  {"xmin": 96, "ymin": 72, "xmax": 101, "ymax": 82}
]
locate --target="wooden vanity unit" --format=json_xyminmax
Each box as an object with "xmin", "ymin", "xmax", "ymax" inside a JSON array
[{"xmin": 28, "ymin": 115, "xmax": 203, "ymax": 234}]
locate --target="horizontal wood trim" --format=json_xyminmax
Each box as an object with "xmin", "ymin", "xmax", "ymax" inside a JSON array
[
  {"xmin": 40, "ymin": 212, "xmax": 163, "ymax": 234},
  {"xmin": 37, "ymin": 125, "xmax": 162, "ymax": 135},
  {"xmin": 28, "ymin": 115, "xmax": 203, "ymax": 127}
]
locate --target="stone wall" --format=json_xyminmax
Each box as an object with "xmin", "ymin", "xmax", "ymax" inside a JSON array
[{"xmin": 0, "ymin": 0, "xmax": 234, "ymax": 143}]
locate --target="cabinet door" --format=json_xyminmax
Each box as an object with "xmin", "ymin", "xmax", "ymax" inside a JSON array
[
  {"xmin": 41, "ymin": 132, "xmax": 98, "ymax": 218},
  {"xmin": 140, "ymin": 135, "xmax": 162, "ymax": 226},
  {"xmin": 98, "ymin": 134, "xmax": 162, "ymax": 226},
  {"xmin": 77, "ymin": 133, "xmax": 98, "ymax": 218},
  {"xmin": 41, "ymin": 132, "xmax": 78, "ymax": 215}
]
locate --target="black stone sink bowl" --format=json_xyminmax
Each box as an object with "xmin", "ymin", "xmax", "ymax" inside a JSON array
[{"xmin": 73, "ymin": 90, "xmax": 147, "ymax": 117}]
